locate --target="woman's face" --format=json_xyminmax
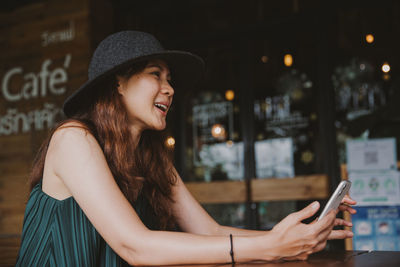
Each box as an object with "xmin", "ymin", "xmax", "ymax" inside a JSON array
[{"xmin": 117, "ymin": 59, "xmax": 174, "ymax": 135}]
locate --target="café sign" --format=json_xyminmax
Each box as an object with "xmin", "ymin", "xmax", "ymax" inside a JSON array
[
  {"xmin": 0, "ymin": 54, "xmax": 71, "ymax": 136},
  {"xmin": 2, "ymin": 54, "xmax": 71, "ymax": 101}
]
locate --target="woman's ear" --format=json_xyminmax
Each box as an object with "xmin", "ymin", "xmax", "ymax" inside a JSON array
[{"xmin": 116, "ymin": 76, "xmax": 125, "ymax": 95}]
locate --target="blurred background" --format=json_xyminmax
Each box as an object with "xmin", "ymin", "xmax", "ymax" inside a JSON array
[{"xmin": 1, "ymin": 0, "xmax": 400, "ymax": 263}]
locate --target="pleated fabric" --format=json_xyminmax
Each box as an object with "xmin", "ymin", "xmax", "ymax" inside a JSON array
[{"xmin": 15, "ymin": 180, "xmax": 152, "ymax": 266}]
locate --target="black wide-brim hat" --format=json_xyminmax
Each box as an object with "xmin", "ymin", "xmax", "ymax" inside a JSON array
[{"xmin": 63, "ymin": 30, "xmax": 205, "ymax": 117}]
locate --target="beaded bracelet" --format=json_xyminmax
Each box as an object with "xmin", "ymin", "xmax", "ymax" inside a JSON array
[{"xmin": 229, "ymin": 234, "xmax": 235, "ymax": 265}]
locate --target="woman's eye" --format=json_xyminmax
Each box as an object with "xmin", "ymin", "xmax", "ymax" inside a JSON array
[{"xmin": 151, "ymin": 71, "xmax": 161, "ymax": 78}]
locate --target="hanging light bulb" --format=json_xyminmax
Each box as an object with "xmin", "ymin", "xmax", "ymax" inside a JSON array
[
  {"xmin": 284, "ymin": 54, "xmax": 293, "ymax": 67},
  {"xmin": 261, "ymin": 55, "xmax": 268, "ymax": 63},
  {"xmin": 225, "ymin": 90, "xmax": 235, "ymax": 101},
  {"xmin": 165, "ymin": 136, "xmax": 176, "ymax": 148},
  {"xmin": 383, "ymin": 74, "xmax": 391, "ymax": 81},
  {"xmin": 365, "ymin": 34, "xmax": 374, "ymax": 44},
  {"xmin": 382, "ymin": 62, "xmax": 391, "ymax": 73},
  {"xmin": 211, "ymin": 124, "xmax": 226, "ymax": 140}
]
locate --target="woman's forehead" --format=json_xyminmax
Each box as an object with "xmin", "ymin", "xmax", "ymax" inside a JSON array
[{"xmin": 146, "ymin": 59, "xmax": 170, "ymax": 71}]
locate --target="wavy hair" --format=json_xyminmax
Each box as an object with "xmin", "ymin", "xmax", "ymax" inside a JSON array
[{"xmin": 30, "ymin": 62, "xmax": 177, "ymax": 230}]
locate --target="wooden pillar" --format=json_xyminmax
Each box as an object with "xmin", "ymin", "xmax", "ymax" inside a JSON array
[
  {"xmin": 238, "ymin": 39, "xmax": 258, "ymax": 229},
  {"xmin": 315, "ymin": 3, "xmax": 340, "ymax": 190}
]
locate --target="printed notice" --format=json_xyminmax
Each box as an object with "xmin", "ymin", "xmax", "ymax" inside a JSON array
[
  {"xmin": 352, "ymin": 206, "xmax": 400, "ymax": 251},
  {"xmin": 346, "ymin": 138, "xmax": 397, "ymax": 172},
  {"xmin": 349, "ymin": 170, "xmax": 400, "ymax": 206}
]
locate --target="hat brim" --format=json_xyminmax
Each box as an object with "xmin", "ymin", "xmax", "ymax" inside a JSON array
[{"xmin": 63, "ymin": 50, "xmax": 204, "ymax": 117}]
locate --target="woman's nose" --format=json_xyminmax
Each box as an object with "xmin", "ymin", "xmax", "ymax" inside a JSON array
[{"xmin": 162, "ymin": 81, "xmax": 174, "ymax": 96}]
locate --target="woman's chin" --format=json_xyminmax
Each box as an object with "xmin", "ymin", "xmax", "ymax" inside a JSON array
[{"xmin": 151, "ymin": 123, "xmax": 167, "ymax": 131}]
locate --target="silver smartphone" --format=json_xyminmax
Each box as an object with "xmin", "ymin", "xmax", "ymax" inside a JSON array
[{"xmin": 317, "ymin": 180, "xmax": 351, "ymax": 221}]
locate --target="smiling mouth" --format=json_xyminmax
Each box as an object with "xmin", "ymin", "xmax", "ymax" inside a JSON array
[{"xmin": 154, "ymin": 103, "xmax": 168, "ymax": 112}]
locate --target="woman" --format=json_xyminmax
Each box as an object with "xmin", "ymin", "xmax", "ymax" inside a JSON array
[{"xmin": 16, "ymin": 31, "xmax": 356, "ymax": 266}]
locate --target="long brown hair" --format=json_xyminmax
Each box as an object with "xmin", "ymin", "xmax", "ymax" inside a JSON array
[{"xmin": 30, "ymin": 62, "xmax": 177, "ymax": 230}]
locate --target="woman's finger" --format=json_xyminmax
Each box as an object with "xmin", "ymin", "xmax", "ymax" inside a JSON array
[
  {"xmin": 293, "ymin": 201, "xmax": 321, "ymax": 221},
  {"xmin": 314, "ymin": 212, "xmax": 336, "ymax": 243},
  {"xmin": 334, "ymin": 218, "xmax": 353, "ymax": 227},
  {"xmin": 316, "ymin": 209, "xmax": 336, "ymax": 230},
  {"xmin": 318, "ymin": 215, "xmax": 354, "ymax": 241},
  {"xmin": 342, "ymin": 195, "xmax": 357, "ymax": 205},
  {"xmin": 312, "ymin": 240, "xmax": 327, "ymax": 253},
  {"xmin": 328, "ymin": 229, "xmax": 354, "ymax": 240},
  {"xmin": 338, "ymin": 204, "xmax": 357, "ymax": 214},
  {"xmin": 318, "ymin": 220, "xmax": 336, "ymax": 242},
  {"xmin": 283, "ymin": 253, "xmax": 309, "ymax": 261}
]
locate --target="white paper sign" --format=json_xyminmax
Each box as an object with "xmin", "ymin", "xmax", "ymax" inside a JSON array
[
  {"xmin": 198, "ymin": 142, "xmax": 243, "ymax": 180},
  {"xmin": 346, "ymin": 138, "xmax": 397, "ymax": 172},
  {"xmin": 349, "ymin": 170, "xmax": 400, "ymax": 206},
  {"xmin": 255, "ymin": 138, "xmax": 294, "ymax": 178}
]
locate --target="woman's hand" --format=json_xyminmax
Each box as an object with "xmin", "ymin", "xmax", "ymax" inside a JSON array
[
  {"xmin": 265, "ymin": 201, "xmax": 336, "ymax": 261},
  {"xmin": 338, "ymin": 195, "xmax": 357, "ymax": 214},
  {"xmin": 328, "ymin": 195, "xmax": 357, "ymax": 240}
]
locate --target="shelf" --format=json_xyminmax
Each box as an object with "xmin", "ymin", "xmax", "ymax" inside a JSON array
[
  {"xmin": 185, "ymin": 174, "xmax": 329, "ymax": 204},
  {"xmin": 185, "ymin": 180, "xmax": 247, "ymax": 204}
]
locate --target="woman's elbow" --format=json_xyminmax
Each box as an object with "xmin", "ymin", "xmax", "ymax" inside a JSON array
[
  {"xmin": 120, "ymin": 245, "xmax": 143, "ymax": 266},
  {"xmin": 114, "ymin": 227, "xmax": 152, "ymax": 265},
  {"xmin": 119, "ymin": 238, "xmax": 157, "ymax": 266}
]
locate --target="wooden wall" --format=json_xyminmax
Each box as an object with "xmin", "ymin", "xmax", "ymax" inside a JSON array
[
  {"xmin": 0, "ymin": 0, "xmax": 93, "ymax": 238},
  {"xmin": 0, "ymin": 0, "xmax": 113, "ymax": 263}
]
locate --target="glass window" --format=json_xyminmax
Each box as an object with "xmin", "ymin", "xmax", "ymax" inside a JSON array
[
  {"xmin": 333, "ymin": 6, "xmax": 400, "ymax": 165},
  {"xmin": 180, "ymin": 41, "xmax": 246, "ymax": 227},
  {"xmin": 252, "ymin": 25, "xmax": 320, "ymax": 229}
]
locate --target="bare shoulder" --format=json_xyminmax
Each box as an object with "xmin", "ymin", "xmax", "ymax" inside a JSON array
[
  {"xmin": 50, "ymin": 121, "xmax": 96, "ymax": 146},
  {"xmin": 46, "ymin": 120, "xmax": 106, "ymax": 181},
  {"xmin": 48, "ymin": 121, "xmax": 101, "ymax": 159},
  {"xmin": 43, "ymin": 121, "xmax": 103, "ymax": 198}
]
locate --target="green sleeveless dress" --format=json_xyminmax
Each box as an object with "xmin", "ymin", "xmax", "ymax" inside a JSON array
[{"xmin": 15, "ymin": 180, "xmax": 159, "ymax": 266}]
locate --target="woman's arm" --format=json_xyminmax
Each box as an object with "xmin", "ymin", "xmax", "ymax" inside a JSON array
[
  {"xmin": 47, "ymin": 125, "xmax": 341, "ymax": 265},
  {"xmin": 171, "ymin": 169, "xmax": 355, "ymax": 239},
  {"xmin": 170, "ymin": 171, "xmax": 264, "ymax": 236}
]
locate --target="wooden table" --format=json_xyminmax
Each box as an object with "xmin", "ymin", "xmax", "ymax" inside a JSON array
[
  {"xmin": 2, "ymin": 250, "xmax": 399, "ymax": 266},
  {"xmin": 163, "ymin": 250, "xmax": 400, "ymax": 267}
]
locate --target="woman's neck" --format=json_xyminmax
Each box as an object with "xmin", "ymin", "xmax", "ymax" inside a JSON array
[{"xmin": 129, "ymin": 125, "xmax": 142, "ymax": 148}]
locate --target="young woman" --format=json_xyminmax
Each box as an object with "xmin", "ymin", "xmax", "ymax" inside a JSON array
[{"xmin": 16, "ymin": 31, "xmax": 356, "ymax": 266}]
